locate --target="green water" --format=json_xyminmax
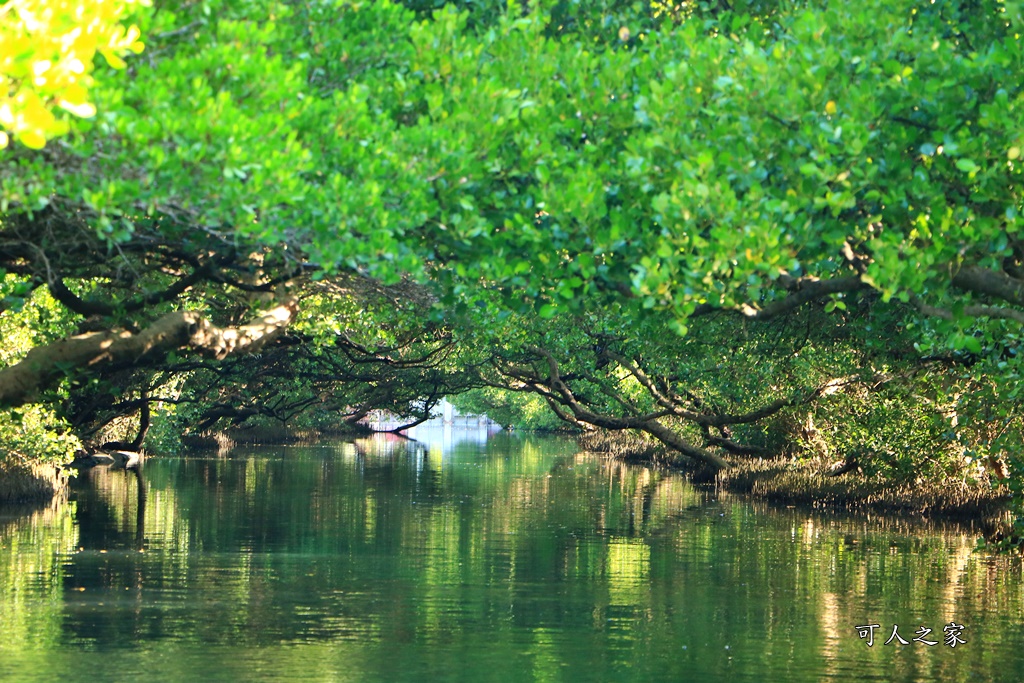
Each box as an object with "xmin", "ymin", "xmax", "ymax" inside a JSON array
[{"xmin": 1, "ymin": 432, "xmax": 1022, "ymax": 682}]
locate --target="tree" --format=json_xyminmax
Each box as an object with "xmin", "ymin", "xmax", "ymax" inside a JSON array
[{"xmin": 0, "ymin": 0, "xmax": 1022, "ymax": 491}]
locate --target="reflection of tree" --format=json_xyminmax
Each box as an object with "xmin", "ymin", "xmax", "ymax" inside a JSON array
[
  {"xmin": 0, "ymin": 500, "xmax": 80, "ymax": 657},
  {"xmin": 133, "ymin": 467, "xmax": 146, "ymax": 551},
  {"xmin": 1, "ymin": 438, "xmax": 1023, "ymax": 681}
]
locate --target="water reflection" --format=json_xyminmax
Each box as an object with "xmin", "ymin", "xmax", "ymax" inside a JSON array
[{"xmin": 0, "ymin": 434, "xmax": 1023, "ymax": 682}]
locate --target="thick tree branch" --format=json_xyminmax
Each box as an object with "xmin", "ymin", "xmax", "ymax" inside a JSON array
[
  {"xmin": 951, "ymin": 265, "xmax": 1024, "ymax": 308},
  {"xmin": 0, "ymin": 298, "xmax": 298, "ymax": 409}
]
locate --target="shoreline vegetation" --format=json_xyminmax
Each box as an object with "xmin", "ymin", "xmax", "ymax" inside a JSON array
[
  {"xmin": 714, "ymin": 460, "xmax": 1009, "ymax": 523},
  {"xmin": 576, "ymin": 431, "xmax": 1012, "ymax": 534}
]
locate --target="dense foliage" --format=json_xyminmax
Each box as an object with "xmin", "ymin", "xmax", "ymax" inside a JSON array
[
  {"xmin": 1, "ymin": 0, "xmax": 1023, "ymax": 535},
  {"xmin": 0, "ymin": 0, "xmax": 146, "ymax": 150}
]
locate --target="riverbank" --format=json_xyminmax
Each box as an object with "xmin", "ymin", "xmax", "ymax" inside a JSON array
[
  {"xmin": 577, "ymin": 431, "xmax": 1010, "ymax": 527},
  {"xmin": 714, "ymin": 458, "xmax": 1009, "ymax": 521},
  {"xmin": 5, "ymin": 427, "xmax": 1011, "ymax": 533},
  {"xmin": 0, "ymin": 461, "xmax": 68, "ymax": 506}
]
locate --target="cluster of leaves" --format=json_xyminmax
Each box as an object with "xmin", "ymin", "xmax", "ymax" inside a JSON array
[
  {"xmin": 0, "ymin": 0, "xmax": 146, "ymax": 150},
  {"xmin": 0, "ymin": 280, "xmax": 82, "ymax": 464},
  {"xmin": 0, "ymin": 404, "xmax": 81, "ymax": 466},
  {"xmin": 3, "ymin": 0, "xmax": 1020, "ymax": 321}
]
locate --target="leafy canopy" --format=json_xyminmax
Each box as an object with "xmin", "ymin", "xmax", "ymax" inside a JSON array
[
  {"xmin": 2, "ymin": 1, "xmax": 1021, "ymax": 317},
  {"xmin": 1, "ymin": 0, "xmax": 1024, "ymax": 490}
]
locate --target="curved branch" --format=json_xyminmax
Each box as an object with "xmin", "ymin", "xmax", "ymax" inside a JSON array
[
  {"xmin": 522, "ymin": 347, "xmax": 731, "ymax": 470},
  {"xmin": 605, "ymin": 349, "xmax": 793, "ymax": 427},
  {"xmin": 47, "ymin": 266, "xmax": 211, "ymax": 317},
  {"xmin": 692, "ymin": 276, "xmax": 867, "ymax": 320}
]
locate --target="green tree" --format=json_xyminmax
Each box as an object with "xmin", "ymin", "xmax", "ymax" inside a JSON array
[{"xmin": 0, "ymin": 0, "xmax": 1022, "ymax": 505}]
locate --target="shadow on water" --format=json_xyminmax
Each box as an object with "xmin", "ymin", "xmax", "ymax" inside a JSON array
[{"xmin": 1, "ymin": 432, "xmax": 1023, "ymax": 683}]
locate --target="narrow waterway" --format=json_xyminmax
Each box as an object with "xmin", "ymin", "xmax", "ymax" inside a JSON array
[{"xmin": 1, "ymin": 431, "xmax": 1021, "ymax": 682}]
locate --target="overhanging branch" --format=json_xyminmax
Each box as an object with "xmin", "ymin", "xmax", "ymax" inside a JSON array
[{"xmin": 0, "ymin": 298, "xmax": 298, "ymax": 409}]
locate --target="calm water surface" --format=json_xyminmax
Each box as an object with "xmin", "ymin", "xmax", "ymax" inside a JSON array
[{"xmin": 1, "ymin": 431, "xmax": 1023, "ymax": 682}]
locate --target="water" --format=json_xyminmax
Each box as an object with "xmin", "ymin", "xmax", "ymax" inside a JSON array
[{"xmin": 1, "ymin": 432, "xmax": 1022, "ymax": 682}]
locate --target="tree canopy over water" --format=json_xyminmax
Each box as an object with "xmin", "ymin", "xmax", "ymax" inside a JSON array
[{"xmin": 1, "ymin": 0, "xmax": 1023, "ymax": 529}]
